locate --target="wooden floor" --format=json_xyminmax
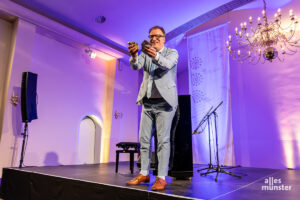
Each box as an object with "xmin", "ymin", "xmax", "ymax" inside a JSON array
[{"xmin": 2, "ymin": 162, "xmax": 300, "ymax": 200}]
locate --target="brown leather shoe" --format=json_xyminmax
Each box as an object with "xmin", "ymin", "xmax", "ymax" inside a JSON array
[
  {"xmin": 126, "ymin": 174, "xmax": 150, "ymax": 185},
  {"xmin": 151, "ymin": 177, "xmax": 167, "ymax": 191}
]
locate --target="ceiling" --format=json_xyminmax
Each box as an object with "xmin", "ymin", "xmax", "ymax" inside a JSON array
[
  {"xmin": 8, "ymin": 0, "xmax": 293, "ymax": 56},
  {"xmin": 9, "ymin": 0, "xmax": 239, "ymax": 51}
]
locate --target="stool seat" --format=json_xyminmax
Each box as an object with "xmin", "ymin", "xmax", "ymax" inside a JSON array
[
  {"xmin": 115, "ymin": 142, "xmax": 140, "ymax": 174},
  {"xmin": 116, "ymin": 142, "xmax": 140, "ymax": 151}
]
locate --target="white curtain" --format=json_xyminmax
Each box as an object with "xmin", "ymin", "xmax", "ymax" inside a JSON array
[{"xmin": 187, "ymin": 24, "xmax": 235, "ymax": 166}]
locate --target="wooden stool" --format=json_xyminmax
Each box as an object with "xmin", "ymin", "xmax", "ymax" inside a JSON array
[{"xmin": 115, "ymin": 142, "xmax": 140, "ymax": 174}]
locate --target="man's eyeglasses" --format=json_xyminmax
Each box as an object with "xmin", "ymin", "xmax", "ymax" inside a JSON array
[{"xmin": 148, "ymin": 34, "xmax": 165, "ymax": 39}]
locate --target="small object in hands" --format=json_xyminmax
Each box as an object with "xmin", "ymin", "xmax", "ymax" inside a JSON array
[
  {"xmin": 141, "ymin": 40, "xmax": 152, "ymax": 53},
  {"xmin": 128, "ymin": 41, "xmax": 139, "ymax": 48},
  {"xmin": 128, "ymin": 41, "xmax": 139, "ymax": 55}
]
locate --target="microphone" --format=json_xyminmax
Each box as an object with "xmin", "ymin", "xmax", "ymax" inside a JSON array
[{"xmin": 192, "ymin": 106, "xmax": 213, "ymax": 135}]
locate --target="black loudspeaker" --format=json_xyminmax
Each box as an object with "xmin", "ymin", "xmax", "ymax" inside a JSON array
[
  {"xmin": 168, "ymin": 95, "xmax": 193, "ymax": 178},
  {"xmin": 21, "ymin": 72, "xmax": 38, "ymax": 123}
]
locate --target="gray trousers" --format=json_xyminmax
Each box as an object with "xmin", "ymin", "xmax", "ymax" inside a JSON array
[{"xmin": 139, "ymin": 98, "xmax": 176, "ymax": 177}]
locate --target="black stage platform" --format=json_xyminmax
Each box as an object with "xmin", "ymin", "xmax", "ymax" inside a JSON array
[{"xmin": 1, "ymin": 162, "xmax": 299, "ymax": 200}]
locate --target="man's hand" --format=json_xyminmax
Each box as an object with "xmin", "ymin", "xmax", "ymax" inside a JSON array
[
  {"xmin": 128, "ymin": 42, "xmax": 138, "ymax": 57},
  {"xmin": 144, "ymin": 47, "xmax": 157, "ymax": 58}
]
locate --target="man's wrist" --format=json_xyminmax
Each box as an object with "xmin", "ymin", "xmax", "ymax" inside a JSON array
[
  {"xmin": 131, "ymin": 52, "xmax": 138, "ymax": 57},
  {"xmin": 130, "ymin": 55, "xmax": 138, "ymax": 64},
  {"xmin": 132, "ymin": 55, "xmax": 138, "ymax": 60}
]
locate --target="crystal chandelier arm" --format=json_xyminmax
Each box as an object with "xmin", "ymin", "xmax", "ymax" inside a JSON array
[
  {"xmin": 284, "ymin": 30, "xmax": 297, "ymax": 43},
  {"xmin": 250, "ymin": 52, "xmax": 262, "ymax": 65},
  {"xmin": 276, "ymin": 53, "xmax": 284, "ymax": 62},
  {"xmin": 288, "ymin": 40, "xmax": 300, "ymax": 47},
  {"xmin": 284, "ymin": 44, "xmax": 298, "ymax": 55},
  {"xmin": 249, "ymin": 27, "xmax": 258, "ymax": 35},
  {"xmin": 278, "ymin": 21, "xmax": 296, "ymax": 32},
  {"xmin": 245, "ymin": 36, "xmax": 255, "ymax": 46},
  {"xmin": 235, "ymin": 36, "xmax": 250, "ymax": 46},
  {"xmin": 279, "ymin": 38, "xmax": 298, "ymax": 55}
]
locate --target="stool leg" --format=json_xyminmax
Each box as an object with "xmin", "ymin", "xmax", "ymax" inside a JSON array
[
  {"xmin": 130, "ymin": 152, "xmax": 134, "ymax": 174},
  {"xmin": 116, "ymin": 151, "xmax": 119, "ymax": 173}
]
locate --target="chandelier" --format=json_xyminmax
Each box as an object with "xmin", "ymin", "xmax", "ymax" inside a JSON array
[{"xmin": 226, "ymin": 0, "xmax": 299, "ymax": 64}]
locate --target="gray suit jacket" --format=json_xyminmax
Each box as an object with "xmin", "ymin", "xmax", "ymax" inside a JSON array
[{"xmin": 130, "ymin": 47, "xmax": 178, "ymax": 108}]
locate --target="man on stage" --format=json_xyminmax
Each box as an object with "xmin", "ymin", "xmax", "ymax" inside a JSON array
[{"xmin": 126, "ymin": 26, "xmax": 178, "ymax": 191}]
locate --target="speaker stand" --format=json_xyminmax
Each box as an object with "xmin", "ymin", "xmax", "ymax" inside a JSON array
[{"xmin": 19, "ymin": 121, "xmax": 28, "ymax": 168}]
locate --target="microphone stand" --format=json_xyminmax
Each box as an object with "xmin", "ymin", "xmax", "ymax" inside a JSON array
[
  {"xmin": 19, "ymin": 121, "xmax": 28, "ymax": 168},
  {"xmin": 193, "ymin": 106, "xmax": 214, "ymax": 171},
  {"xmin": 198, "ymin": 101, "xmax": 241, "ymax": 181}
]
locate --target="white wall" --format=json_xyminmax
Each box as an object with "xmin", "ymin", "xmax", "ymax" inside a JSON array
[
  {"xmin": 110, "ymin": 61, "xmax": 139, "ymax": 162},
  {"xmin": 0, "ymin": 18, "xmax": 139, "ymax": 176},
  {"xmin": 25, "ymin": 30, "xmax": 106, "ymax": 166}
]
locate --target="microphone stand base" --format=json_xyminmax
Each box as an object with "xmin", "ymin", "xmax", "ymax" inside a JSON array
[{"xmin": 200, "ymin": 165, "xmax": 242, "ymax": 182}]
